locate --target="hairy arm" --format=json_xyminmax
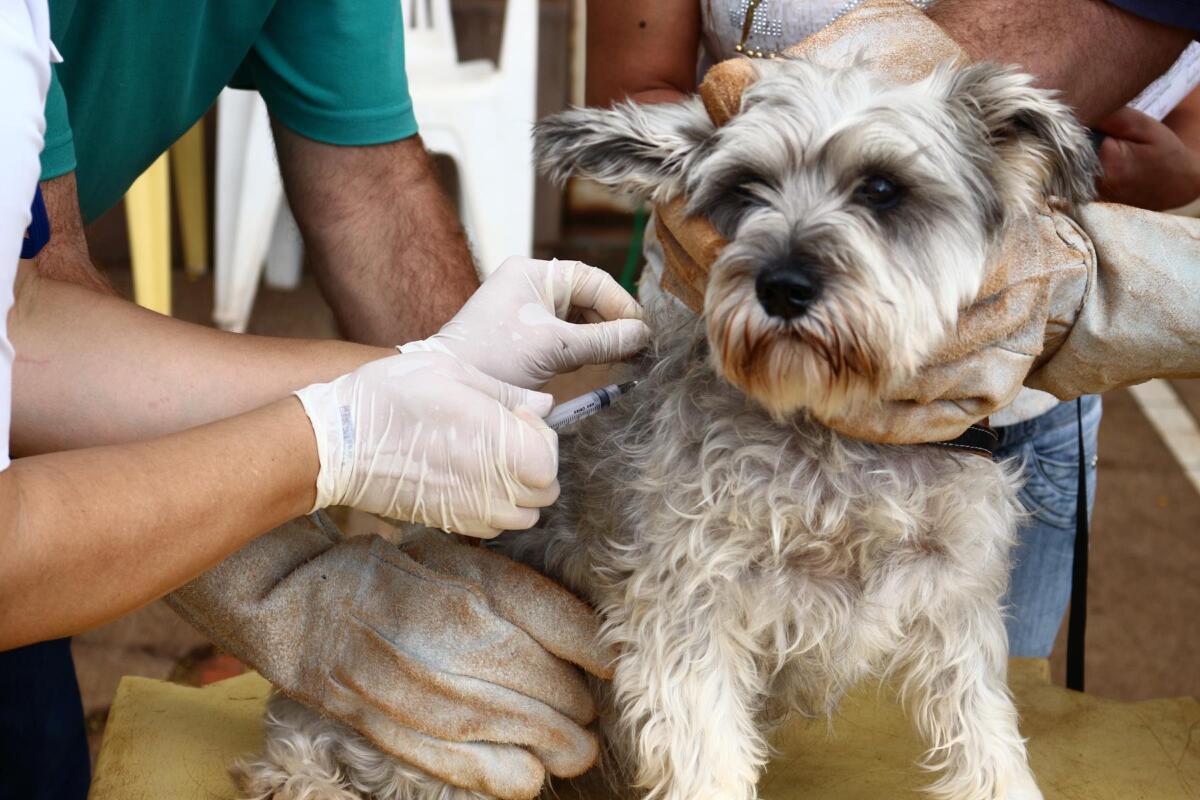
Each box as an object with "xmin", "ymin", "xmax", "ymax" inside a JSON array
[
  {"xmin": 9, "ymin": 264, "xmax": 392, "ymax": 455},
  {"xmin": 586, "ymin": 0, "xmax": 701, "ymax": 107},
  {"xmin": 272, "ymin": 124, "xmax": 479, "ymax": 346},
  {"xmin": 33, "ymin": 172, "xmax": 118, "ymax": 295},
  {"xmin": 929, "ymin": 0, "xmax": 1192, "ymax": 124}
]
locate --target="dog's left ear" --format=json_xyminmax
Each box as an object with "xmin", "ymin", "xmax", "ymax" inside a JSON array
[
  {"xmin": 534, "ymin": 98, "xmax": 717, "ymax": 204},
  {"xmin": 944, "ymin": 61, "xmax": 1100, "ymax": 212}
]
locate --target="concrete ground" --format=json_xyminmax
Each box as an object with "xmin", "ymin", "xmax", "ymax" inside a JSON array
[{"xmin": 72, "ymin": 221, "xmax": 1199, "ymax": 761}]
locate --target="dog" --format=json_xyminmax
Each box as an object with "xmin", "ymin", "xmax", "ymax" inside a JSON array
[{"xmin": 235, "ymin": 56, "xmax": 1098, "ymax": 800}]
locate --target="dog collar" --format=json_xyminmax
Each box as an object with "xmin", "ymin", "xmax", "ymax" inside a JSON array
[{"xmin": 927, "ymin": 420, "xmax": 998, "ymax": 458}]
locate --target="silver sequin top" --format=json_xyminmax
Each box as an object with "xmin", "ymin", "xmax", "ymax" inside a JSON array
[{"xmin": 699, "ymin": 0, "xmax": 935, "ymax": 69}]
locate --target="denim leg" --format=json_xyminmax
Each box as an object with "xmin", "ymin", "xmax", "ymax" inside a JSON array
[
  {"xmin": 0, "ymin": 638, "xmax": 91, "ymax": 800},
  {"xmin": 997, "ymin": 396, "xmax": 1102, "ymax": 658}
]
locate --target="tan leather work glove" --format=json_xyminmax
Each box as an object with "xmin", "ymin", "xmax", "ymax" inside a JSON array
[
  {"xmin": 167, "ymin": 514, "xmax": 611, "ymax": 800},
  {"xmin": 658, "ymin": 0, "xmax": 1200, "ymax": 444}
]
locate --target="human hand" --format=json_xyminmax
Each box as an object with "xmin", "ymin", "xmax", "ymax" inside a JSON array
[
  {"xmin": 295, "ymin": 351, "xmax": 559, "ymax": 537},
  {"xmin": 169, "ymin": 517, "xmax": 613, "ymax": 800},
  {"xmin": 401, "ymin": 256, "xmax": 650, "ymax": 389},
  {"xmin": 1095, "ymin": 106, "xmax": 1200, "ymax": 210}
]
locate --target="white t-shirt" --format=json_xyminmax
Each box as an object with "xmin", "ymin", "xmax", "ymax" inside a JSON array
[{"xmin": 0, "ymin": 0, "xmax": 54, "ymax": 471}]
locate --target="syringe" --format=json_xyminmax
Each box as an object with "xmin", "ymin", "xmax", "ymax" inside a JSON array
[{"xmin": 546, "ymin": 381, "xmax": 639, "ymax": 431}]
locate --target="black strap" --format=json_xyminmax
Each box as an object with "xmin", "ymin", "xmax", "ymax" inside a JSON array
[
  {"xmin": 1066, "ymin": 398, "xmax": 1089, "ymax": 691},
  {"xmin": 929, "ymin": 421, "xmax": 998, "ymax": 458}
]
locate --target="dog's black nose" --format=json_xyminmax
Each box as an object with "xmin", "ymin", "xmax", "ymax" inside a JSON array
[{"xmin": 756, "ymin": 264, "xmax": 821, "ymax": 320}]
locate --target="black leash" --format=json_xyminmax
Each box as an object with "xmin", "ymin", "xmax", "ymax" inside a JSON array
[
  {"xmin": 1065, "ymin": 398, "xmax": 1089, "ymax": 691},
  {"xmin": 1067, "ymin": 125, "xmax": 1103, "ymax": 690}
]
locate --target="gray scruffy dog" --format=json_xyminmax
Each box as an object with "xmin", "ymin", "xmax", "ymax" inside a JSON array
[{"xmin": 236, "ymin": 57, "xmax": 1098, "ymax": 800}]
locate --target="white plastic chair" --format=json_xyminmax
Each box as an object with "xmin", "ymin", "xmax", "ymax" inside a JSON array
[
  {"xmin": 403, "ymin": 0, "xmax": 460, "ymax": 71},
  {"xmin": 213, "ymin": 0, "xmax": 539, "ymax": 333},
  {"xmin": 213, "ymin": 89, "xmax": 290, "ymax": 332},
  {"xmin": 407, "ymin": 0, "xmax": 539, "ymax": 275}
]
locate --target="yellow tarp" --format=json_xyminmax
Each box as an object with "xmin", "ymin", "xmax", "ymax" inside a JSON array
[{"xmin": 89, "ymin": 660, "xmax": 1200, "ymax": 800}]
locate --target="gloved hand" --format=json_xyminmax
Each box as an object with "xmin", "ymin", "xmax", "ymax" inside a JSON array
[
  {"xmin": 295, "ymin": 351, "xmax": 558, "ymax": 537},
  {"xmin": 168, "ymin": 515, "xmax": 612, "ymax": 800},
  {"xmin": 657, "ymin": 0, "xmax": 1200, "ymax": 444},
  {"xmin": 823, "ymin": 200, "xmax": 1200, "ymax": 441},
  {"xmin": 1025, "ymin": 202, "xmax": 1200, "ymax": 398},
  {"xmin": 401, "ymin": 256, "xmax": 650, "ymax": 389}
]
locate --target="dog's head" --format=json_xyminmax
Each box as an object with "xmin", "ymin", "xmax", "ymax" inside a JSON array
[{"xmin": 535, "ymin": 59, "xmax": 1098, "ymax": 419}]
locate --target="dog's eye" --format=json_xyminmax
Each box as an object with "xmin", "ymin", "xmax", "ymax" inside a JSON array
[{"xmin": 855, "ymin": 175, "xmax": 904, "ymax": 211}]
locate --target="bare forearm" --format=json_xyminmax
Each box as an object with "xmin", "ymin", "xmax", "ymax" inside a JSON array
[
  {"xmin": 0, "ymin": 398, "xmax": 317, "ymax": 649},
  {"xmin": 9, "ymin": 266, "xmax": 392, "ymax": 455},
  {"xmin": 274, "ymin": 125, "xmax": 478, "ymax": 346},
  {"xmin": 929, "ymin": 0, "xmax": 1191, "ymax": 124}
]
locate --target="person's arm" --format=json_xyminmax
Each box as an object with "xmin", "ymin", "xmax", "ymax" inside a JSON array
[
  {"xmin": 2, "ymin": 257, "xmax": 647, "ymax": 646},
  {"xmin": 0, "ymin": 391, "xmax": 318, "ymax": 649},
  {"xmin": 271, "ymin": 124, "xmax": 480, "ymax": 346},
  {"xmin": 928, "ymin": 0, "xmax": 1192, "ymax": 124},
  {"xmin": 9, "ymin": 265, "xmax": 392, "ymax": 456},
  {"xmin": 586, "ymin": 0, "xmax": 701, "ymax": 107},
  {"xmin": 32, "ymin": 172, "xmax": 118, "ymax": 295}
]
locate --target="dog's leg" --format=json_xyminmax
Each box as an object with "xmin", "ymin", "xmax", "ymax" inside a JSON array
[
  {"xmin": 888, "ymin": 518, "xmax": 1042, "ymax": 800},
  {"xmin": 605, "ymin": 581, "xmax": 769, "ymax": 800}
]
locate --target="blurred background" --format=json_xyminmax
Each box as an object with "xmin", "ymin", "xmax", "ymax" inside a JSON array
[{"xmin": 70, "ymin": 0, "xmax": 1197, "ymax": 762}]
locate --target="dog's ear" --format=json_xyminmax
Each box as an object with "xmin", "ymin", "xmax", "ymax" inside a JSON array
[
  {"xmin": 944, "ymin": 62, "xmax": 1100, "ymax": 211},
  {"xmin": 534, "ymin": 98, "xmax": 716, "ymax": 203}
]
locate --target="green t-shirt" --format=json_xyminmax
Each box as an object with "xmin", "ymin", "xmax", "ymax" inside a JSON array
[{"xmin": 43, "ymin": 0, "xmax": 419, "ymax": 222}]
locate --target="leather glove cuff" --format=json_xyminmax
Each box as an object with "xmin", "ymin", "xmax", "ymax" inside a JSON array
[{"xmin": 1027, "ymin": 202, "xmax": 1200, "ymax": 397}]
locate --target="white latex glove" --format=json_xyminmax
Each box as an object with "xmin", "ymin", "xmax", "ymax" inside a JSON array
[
  {"xmin": 294, "ymin": 351, "xmax": 559, "ymax": 538},
  {"xmin": 400, "ymin": 256, "xmax": 650, "ymax": 389}
]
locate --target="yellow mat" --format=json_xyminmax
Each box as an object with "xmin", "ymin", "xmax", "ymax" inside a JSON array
[{"xmin": 89, "ymin": 660, "xmax": 1199, "ymax": 800}]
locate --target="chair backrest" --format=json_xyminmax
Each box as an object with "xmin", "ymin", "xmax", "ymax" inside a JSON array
[
  {"xmin": 405, "ymin": 0, "xmax": 459, "ymax": 72},
  {"xmin": 496, "ymin": 0, "xmax": 537, "ymax": 100}
]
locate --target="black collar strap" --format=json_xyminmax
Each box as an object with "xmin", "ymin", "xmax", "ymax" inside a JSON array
[{"xmin": 928, "ymin": 419, "xmax": 998, "ymax": 459}]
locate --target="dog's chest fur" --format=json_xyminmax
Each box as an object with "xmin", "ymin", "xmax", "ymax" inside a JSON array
[{"xmin": 497, "ymin": 303, "xmax": 1022, "ymax": 721}]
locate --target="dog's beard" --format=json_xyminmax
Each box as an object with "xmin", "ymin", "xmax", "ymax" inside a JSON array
[
  {"xmin": 705, "ymin": 262, "xmax": 899, "ymax": 420},
  {"xmin": 703, "ymin": 224, "xmax": 987, "ymax": 421}
]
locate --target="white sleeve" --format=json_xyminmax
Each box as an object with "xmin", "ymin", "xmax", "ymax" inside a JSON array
[
  {"xmin": 0, "ymin": 0, "xmax": 53, "ymax": 472},
  {"xmin": 1129, "ymin": 42, "xmax": 1200, "ymax": 121}
]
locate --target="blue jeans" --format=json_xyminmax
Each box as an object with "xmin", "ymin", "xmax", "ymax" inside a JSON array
[
  {"xmin": 0, "ymin": 638, "xmax": 90, "ymax": 799},
  {"xmin": 995, "ymin": 396, "xmax": 1101, "ymax": 657}
]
